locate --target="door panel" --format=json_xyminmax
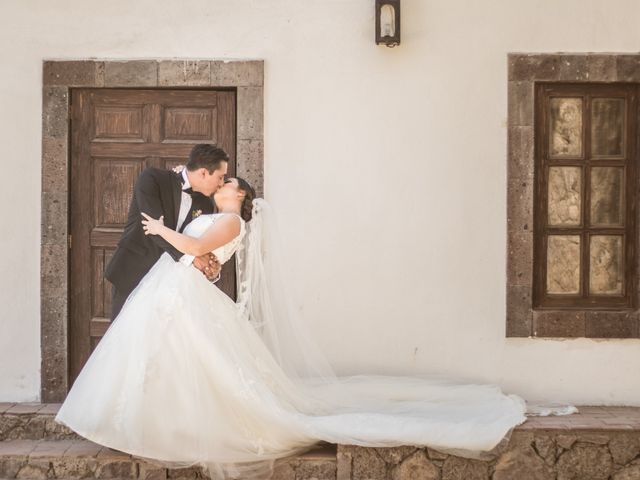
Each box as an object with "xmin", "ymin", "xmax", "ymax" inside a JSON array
[{"xmin": 69, "ymin": 88, "xmax": 237, "ymax": 385}]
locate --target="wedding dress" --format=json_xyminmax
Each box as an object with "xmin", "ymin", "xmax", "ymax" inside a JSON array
[{"xmin": 55, "ymin": 201, "xmax": 560, "ymax": 480}]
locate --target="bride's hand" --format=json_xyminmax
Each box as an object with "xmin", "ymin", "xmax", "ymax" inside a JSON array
[{"xmin": 141, "ymin": 213, "xmax": 165, "ymax": 235}]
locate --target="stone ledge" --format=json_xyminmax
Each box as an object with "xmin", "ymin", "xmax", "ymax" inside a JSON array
[
  {"xmin": 0, "ymin": 439, "xmax": 336, "ymax": 480},
  {"xmin": 1, "ymin": 404, "xmax": 639, "ymax": 479}
]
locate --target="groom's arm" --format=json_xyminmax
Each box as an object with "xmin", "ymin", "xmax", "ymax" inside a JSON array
[{"xmin": 134, "ymin": 170, "xmax": 183, "ymax": 262}]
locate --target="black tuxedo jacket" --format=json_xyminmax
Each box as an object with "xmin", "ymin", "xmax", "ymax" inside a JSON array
[{"xmin": 105, "ymin": 167, "xmax": 214, "ymax": 294}]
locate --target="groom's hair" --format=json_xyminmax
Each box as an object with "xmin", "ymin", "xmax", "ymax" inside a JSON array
[{"xmin": 186, "ymin": 144, "xmax": 229, "ymax": 173}]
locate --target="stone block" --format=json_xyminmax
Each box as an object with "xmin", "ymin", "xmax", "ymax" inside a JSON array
[
  {"xmin": 38, "ymin": 404, "xmax": 62, "ymax": 415},
  {"xmin": 585, "ymin": 55, "xmax": 618, "ymax": 82},
  {"xmin": 159, "ymin": 60, "xmax": 210, "ymax": 86},
  {"xmin": 507, "ymin": 126, "xmax": 534, "ymax": 183},
  {"xmin": 508, "ymin": 54, "xmax": 561, "ymax": 81},
  {"xmin": 296, "ymin": 459, "xmax": 337, "ymax": 480},
  {"xmin": 506, "ymin": 285, "xmax": 532, "ymax": 337},
  {"xmin": 533, "ymin": 311, "xmax": 586, "ymax": 338},
  {"xmin": 51, "ymin": 457, "xmax": 97, "ymax": 478},
  {"xmin": 237, "ymin": 139, "xmax": 264, "ymax": 197},
  {"xmin": 16, "ymin": 460, "xmax": 50, "ymax": 479},
  {"xmin": 0, "ymin": 440, "xmax": 37, "ymax": 456},
  {"xmin": 609, "ymin": 433, "xmax": 640, "ymax": 465},
  {"xmin": 441, "ymin": 456, "xmax": 488, "ymax": 480},
  {"xmin": 507, "ymin": 231, "xmax": 533, "ymax": 287},
  {"xmin": 556, "ymin": 443, "xmax": 612, "ymax": 480},
  {"xmin": 8, "ymin": 415, "xmax": 47, "ymax": 440},
  {"xmin": 139, "ymin": 462, "xmax": 168, "ymax": 480},
  {"xmin": 0, "ymin": 457, "xmax": 26, "ymax": 479},
  {"xmin": 0, "ymin": 403, "xmax": 16, "ymax": 413},
  {"xmin": 30, "ymin": 439, "xmax": 75, "ymax": 457},
  {"xmin": 105, "ymin": 60, "xmax": 158, "ymax": 87},
  {"xmin": 237, "ymin": 87, "xmax": 264, "ymax": 140},
  {"xmin": 426, "ymin": 448, "xmax": 448, "ymax": 461},
  {"xmin": 63, "ymin": 440, "xmax": 103, "ymax": 457},
  {"xmin": 494, "ymin": 445, "xmax": 554, "ymax": 480},
  {"xmin": 0, "ymin": 415, "xmax": 21, "ymax": 440},
  {"xmin": 5, "ymin": 404, "xmax": 45, "ymax": 415},
  {"xmin": 41, "ymin": 192, "xmax": 67, "ymax": 245},
  {"xmin": 534, "ymin": 434, "xmax": 556, "ymax": 465},
  {"xmin": 375, "ymin": 446, "xmax": 418, "ymax": 465},
  {"xmin": 557, "ymin": 55, "xmax": 590, "ymax": 81},
  {"xmin": 272, "ymin": 460, "xmax": 296, "ymax": 480},
  {"xmin": 585, "ymin": 312, "xmax": 639, "ymax": 339},
  {"xmin": 94, "ymin": 459, "xmax": 136, "ymax": 478},
  {"xmin": 336, "ymin": 448, "xmax": 352, "ymax": 480},
  {"xmin": 391, "ymin": 450, "xmax": 439, "ymax": 480},
  {"xmin": 616, "ymin": 55, "xmax": 640, "ymax": 82},
  {"xmin": 43, "ymin": 87, "xmax": 69, "ymax": 139},
  {"xmin": 506, "ymin": 176, "xmax": 533, "ymax": 233},
  {"xmin": 43, "ymin": 61, "xmax": 101, "ymax": 86},
  {"xmin": 41, "ymin": 243, "xmax": 67, "ymax": 291},
  {"xmin": 351, "ymin": 447, "xmax": 387, "ymax": 480},
  {"xmin": 613, "ymin": 464, "xmax": 640, "ymax": 480},
  {"xmin": 211, "ymin": 60, "xmax": 263, "ymax": 87},
  {"xmin": 42, "ymin": 136, "xmax": 68, "ymax": 194},
  {"xmin": 44, "ymin": 416, "xmax": 78, "ymax": 440},
  {"xmin": 556, "ymin": 435, "xmax": 577, "ymax": 450},
  {"xmin": 508, "ymin": 81, "xmax": 534, "ymax": 127}
]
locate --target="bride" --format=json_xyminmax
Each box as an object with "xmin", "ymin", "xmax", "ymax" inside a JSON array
[{"xmin": 56, "ymin": 176, "xmax": 538, "ymax": 479}]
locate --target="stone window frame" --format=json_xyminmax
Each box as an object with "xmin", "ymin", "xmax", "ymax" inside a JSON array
[
  {"xmin": 507, "ymin": 53, "xmax": 640, "ymax": 339},
  {"xmin": 41, "ymin": 59, "xmax": 264, "ymax": 401}
]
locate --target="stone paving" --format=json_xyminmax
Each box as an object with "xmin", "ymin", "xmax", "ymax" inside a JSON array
[{"xmin": 0, "ymin": 403, "xmax": 639, "ymax": 479}]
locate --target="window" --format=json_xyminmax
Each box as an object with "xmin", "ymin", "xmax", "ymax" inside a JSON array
[{"xmin": 533, "ymin": 84, "xmax": 637, "ymax": 309}]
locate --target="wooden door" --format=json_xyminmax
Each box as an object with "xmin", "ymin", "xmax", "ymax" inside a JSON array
[{"xmin": 69, "ymin": 89, "xmax": 236, "ymax": 385}]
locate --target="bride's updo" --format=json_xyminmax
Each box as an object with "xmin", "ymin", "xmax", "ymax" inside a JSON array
[{"xmin": 236, "ymin": 177, "xmax": 256, "ymax": 222}]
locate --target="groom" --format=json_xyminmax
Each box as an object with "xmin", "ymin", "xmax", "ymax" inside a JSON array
[{"xmin": 105, "ymin": 144, "xmax": 229, "ymax": 320}]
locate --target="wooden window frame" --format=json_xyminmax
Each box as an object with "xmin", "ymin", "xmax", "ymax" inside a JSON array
[{"xmin": 533, "ymin": 83, "xmax": 637, "ymax": 310}]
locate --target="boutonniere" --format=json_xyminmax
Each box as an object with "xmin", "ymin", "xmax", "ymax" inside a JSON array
[{"xmin": 192, "ymin": 209, "xmax": 203, "ymax": 219}]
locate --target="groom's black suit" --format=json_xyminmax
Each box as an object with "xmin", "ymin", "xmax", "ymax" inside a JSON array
[{"xmin": 105, "ymin": 167, "xmax": 214, "ymax": 320}]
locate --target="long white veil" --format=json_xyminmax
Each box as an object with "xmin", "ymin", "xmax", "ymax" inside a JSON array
[
  {"xmin": 225, "ymin": 198, "xmax": 572, "ymax": 479},
  {"xmin": 236, "ymin": 198, "xmax": 337, "ymax": 383}
]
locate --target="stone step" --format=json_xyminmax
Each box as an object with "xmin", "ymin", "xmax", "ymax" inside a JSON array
[
  {"xmin": 2, "ymin": 404, "xmax": 640, "ymax": 479},
  {"xmin": 0, "ymin": 438, "xmax": 336, "ymax": 479},
  {"xmin": 0, "ymin": 403, "xmax": 79, "ymax": 441}
]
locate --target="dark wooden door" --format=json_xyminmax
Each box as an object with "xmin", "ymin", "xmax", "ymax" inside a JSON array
[{"xmin": 69, "ymin": 88, "xmax": 236, "ymax": 385}]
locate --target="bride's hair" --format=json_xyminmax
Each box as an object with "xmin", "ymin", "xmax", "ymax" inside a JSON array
[{"xmin": 236, "ymin": 177, "xmax": 256, "ymax": 222}]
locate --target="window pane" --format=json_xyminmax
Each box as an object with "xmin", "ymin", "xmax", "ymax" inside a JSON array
[
  {"xmin": 589, "ymin": 235, "xmax": 623, "ymax": 295},
  {"xmin": 549, "ymin": 98, "xmax": 583, "ymax": 158},
  {"xmin": 591, "ymin": 98, "xmax": 625, "ymax": 158},
  {"xmin": 546, "ymin": 235, "xmax": 581, "ymax": 294},
  {"xmin": 548, "ymin": 166, "xmax": 581, "ymax": 226},
  {"xmin": 590, "ymin": 167, "xmax": 624, "ymax": 226}
]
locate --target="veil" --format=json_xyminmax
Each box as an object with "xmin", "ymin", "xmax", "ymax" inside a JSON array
[
  {"xmin": 225, "ymin": 198, "xmax": 572, "ymax": 479},
  {"xmin": 236, "ymin": 198, "xmax": 337, "ymax": 383}
]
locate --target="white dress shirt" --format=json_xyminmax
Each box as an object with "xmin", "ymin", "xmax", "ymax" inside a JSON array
[{"xmin": 177, "ymin": 170, "xmax": 195, "ymax": 267}]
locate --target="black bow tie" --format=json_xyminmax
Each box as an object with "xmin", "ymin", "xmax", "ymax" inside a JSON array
[{"xmin": 182, "ymin": 187, "xmax": 194, "ymax": 195}]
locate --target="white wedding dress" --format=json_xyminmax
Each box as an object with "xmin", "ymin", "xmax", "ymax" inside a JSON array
[{"xmin": 55, "ymin": 205, "xmax": 545, "ymax": 480}]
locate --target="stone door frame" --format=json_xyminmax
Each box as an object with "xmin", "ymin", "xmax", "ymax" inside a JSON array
[{"xmin": 41, "ymin": 59, "xmax": 264, "ymax": 402}]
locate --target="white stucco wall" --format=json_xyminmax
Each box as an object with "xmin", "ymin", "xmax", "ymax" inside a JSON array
[{"xmin": 1, "ymin": 0, "xmax": 638, "ymax": 404}]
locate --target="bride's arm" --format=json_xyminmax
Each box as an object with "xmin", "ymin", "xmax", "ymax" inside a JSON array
[{"xmin": 141, "ymin": 213, "xmax": 241, "ymax": 257}]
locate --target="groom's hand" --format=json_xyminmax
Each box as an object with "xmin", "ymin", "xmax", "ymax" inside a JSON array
[{"xmin": 193, "ymin": 253, "xmax": 221, "ymax": 282}]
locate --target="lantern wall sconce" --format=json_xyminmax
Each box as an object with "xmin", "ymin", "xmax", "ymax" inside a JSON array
[{"xmin": 375, "ymin": 0, "xmax": 400, "ymax": 47}]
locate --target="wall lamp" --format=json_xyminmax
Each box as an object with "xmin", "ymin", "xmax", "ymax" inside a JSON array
[{"xmin": 375, "ymin": 0, "xmax": 401, "ymax": 47}]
